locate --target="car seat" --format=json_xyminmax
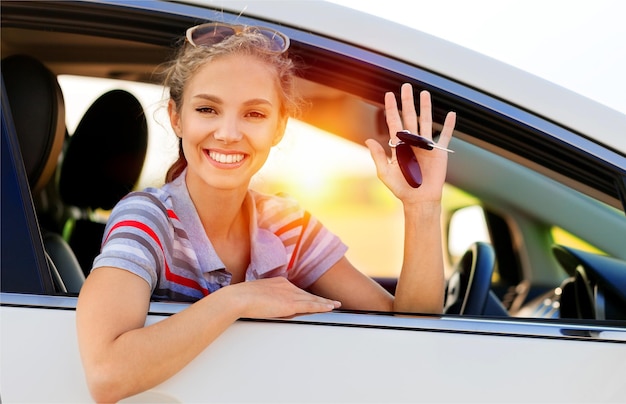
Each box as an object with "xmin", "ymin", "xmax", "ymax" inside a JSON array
[
  {"xmin": 1, "ymin": 54, "xmax": 85, "ymax": 293},
  {"xmin": 58, "ymin": 89, "xmax": 148, "ymax": 277}
]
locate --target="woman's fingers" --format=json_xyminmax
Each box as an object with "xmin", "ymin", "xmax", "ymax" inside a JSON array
[
  {"xmin": 235, "ymin": 277, "xmax": 341, "ymax": 319},
  {"xmin": 400, "ymin": 83, "xmax": 418, "ymax": 134},
  {"xmin": 384, "ymin": 91, "xmax": 402, "ymax": 144},
  {"xmin": 438, "ymin": 111, "xmax": 457, "ymax": 149},
  {"xmin": 418, "ymin": 90, "xmax": 433, "ymax": 140},
  {"xmin": 365, "ymin": 139, "xmax": 388, "ymax": 167}
]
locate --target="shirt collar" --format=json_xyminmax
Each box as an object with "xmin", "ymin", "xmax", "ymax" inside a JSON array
[{"xmin": 166, "ymin": 169, "xmax": 288, "ymax": 277}]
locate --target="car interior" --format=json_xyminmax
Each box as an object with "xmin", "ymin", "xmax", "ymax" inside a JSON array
[{"xmin": 2, "ymin": 1, "xmax": 625, "ymax": 323}]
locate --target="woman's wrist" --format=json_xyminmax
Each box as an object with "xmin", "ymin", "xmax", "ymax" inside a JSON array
[
  {"xmin": 402, "ymin": 200, "xmax": 442, "ymax": 218},
  {"xmin": 205, "ymin": 285, "xmax": 246, "ymax": 321}
]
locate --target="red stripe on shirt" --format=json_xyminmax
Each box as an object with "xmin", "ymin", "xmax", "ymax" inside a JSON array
[
  {"xmin": 275, "ymin": 216, "xmax": 303, "ymax": 237},
  {"xmin": 286, "ymin": 211, "xmax": 311, "ymax": 271},
  {"xmin": 104, "ymin": 220, "xmax": 209, "ymax": 296}
]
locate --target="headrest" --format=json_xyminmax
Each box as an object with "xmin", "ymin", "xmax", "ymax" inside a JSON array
[
  {"xmin": 59, "ymin": 89, "xmax": 148, "ymax": 210},
  {"xmin": 1, "ymin": 54, "xmax": 65, "ymax": 193}
]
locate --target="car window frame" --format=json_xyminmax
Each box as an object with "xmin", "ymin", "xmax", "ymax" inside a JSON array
[{"xmin": 1, "ymin": 78, "xmax": 55, "ymax": 294}]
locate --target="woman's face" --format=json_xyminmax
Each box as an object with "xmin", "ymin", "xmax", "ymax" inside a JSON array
[{"xmin": 169, "ymin": 53, "xmax": 286, "ymax": 193}]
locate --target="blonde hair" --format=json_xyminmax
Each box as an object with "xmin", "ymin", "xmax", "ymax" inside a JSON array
[{"xmin": 161, "ymin": 29, "xmax": 302, "ymax": 182}]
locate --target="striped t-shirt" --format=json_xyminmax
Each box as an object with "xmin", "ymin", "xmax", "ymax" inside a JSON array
[{"xmin": 92, "ymin": 170, "xmax": 348, "ymax": 302}]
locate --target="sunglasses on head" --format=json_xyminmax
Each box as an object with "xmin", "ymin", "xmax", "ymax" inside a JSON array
[
  {"xmin": 186, "ymin": 22, "xmax": 290, "ymax": 54},
  {"xmin": 389, "ymin": 130, "xmax": 454, "ymax": 188}
]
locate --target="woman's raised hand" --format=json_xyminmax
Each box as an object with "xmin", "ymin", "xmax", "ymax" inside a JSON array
[{"xmin": 366, "ymin": 83, "xmax": 456, "ymax": 205}]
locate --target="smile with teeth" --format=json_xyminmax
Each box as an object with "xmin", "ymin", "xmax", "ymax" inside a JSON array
[{"xmin": 208, "ymin": 150, "xmax": 245, "ymax": 164}]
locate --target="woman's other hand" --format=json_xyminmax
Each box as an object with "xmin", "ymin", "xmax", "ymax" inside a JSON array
[
  {"xmin": 366, "ymin": 83, "xmax": 456, "ymax": 205},
  {"xmin": 223, "ymin": 277, "xmax": 341, "ymax": 319}
]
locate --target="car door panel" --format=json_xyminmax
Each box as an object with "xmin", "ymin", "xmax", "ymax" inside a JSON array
[{"xmin": 2, "ymin": 294, "xmax": 625, "ymax": 403}]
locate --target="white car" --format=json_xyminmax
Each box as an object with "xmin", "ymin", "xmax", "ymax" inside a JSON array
[{"xmin": 2, "ymin": 1, "xmax": 625, "ymax": 402}]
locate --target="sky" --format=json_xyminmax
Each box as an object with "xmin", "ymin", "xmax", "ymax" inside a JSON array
[{"xmin": 328, "ymin": 0, "xmax": 626, "ymax": 115}]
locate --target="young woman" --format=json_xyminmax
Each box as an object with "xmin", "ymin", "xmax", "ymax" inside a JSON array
[{"xmin": 76, "ymin": 22, "xmax": 456, "ymax": 402}]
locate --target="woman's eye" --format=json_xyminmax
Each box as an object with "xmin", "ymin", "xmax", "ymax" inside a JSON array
[
  {"xmin": 196, "ymin": 106, "xmax": 216, "ymax": 114},
  {"xmin": 246, "ymin": 111, "xmax": 266, "ymax": 119}
]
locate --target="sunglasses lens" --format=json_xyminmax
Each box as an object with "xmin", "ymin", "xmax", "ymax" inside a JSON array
[
  {"xmin": 188, "ymin": 24, "xmax": 289, "ymax": 53},
  {"xmin": 396, "ymin": 143, "xmax": 422, "ymax": 188},
  {"xmin": 190, "ymin": 24, "xmax": 237, "ymax": 47},
  {"xmin": 256, "ymin": 28, "xmax": 289, "ymax": 52}
]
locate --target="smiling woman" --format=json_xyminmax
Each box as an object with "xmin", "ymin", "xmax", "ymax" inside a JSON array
[{"xmin": 72, "ymin": 18, "xmax": 455, "ymax": 400}]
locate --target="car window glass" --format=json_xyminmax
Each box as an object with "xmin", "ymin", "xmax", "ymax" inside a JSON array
[
  {"xmin": 551, "ymin": 226, "xmax": 605, "ymax": 255},
  {"xmin": 447, "ymin": 205, "xmax": 491, "ymax": 265}
]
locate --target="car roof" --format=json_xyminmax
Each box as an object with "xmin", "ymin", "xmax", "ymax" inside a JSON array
[{"xmin": 183, "ymin": 0, "xmax": 626, "ymax": 155}]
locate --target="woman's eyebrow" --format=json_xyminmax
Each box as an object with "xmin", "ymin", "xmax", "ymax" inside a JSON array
[
  {"xmin": 191, "ymin": 94, "xmax": 272, "ymax": 107},
  {"xmin": 192, "ymin": 93, "xmax": 222, "ymax": 103},
  {"xmin": 242, "ymin": 98, "xmax": 273, "ymax": 107}
]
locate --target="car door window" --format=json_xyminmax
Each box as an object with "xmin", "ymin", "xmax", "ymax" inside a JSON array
[{"xmin": 551, "ymin": 226, "xmax": 604, "ymax": 255}]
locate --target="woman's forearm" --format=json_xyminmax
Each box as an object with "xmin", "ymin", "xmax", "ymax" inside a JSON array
[
  {"xmin": 393, "ymin": 202, "xmax": 445, "ymax": 314},
  {"xmin": 78, "ymin": 274, "xmax": 338, "ymax": 403},
  {"xmin": 79, "ymin": 283, "xmax": 241, "ymax": 403}
]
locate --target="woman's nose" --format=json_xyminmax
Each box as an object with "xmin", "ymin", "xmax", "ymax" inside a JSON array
[{"xmin": 213, "ymin": 117, "xmax": 243, "ymax": 144}]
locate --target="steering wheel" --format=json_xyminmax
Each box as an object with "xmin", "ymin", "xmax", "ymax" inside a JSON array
[{"xmin": 444, "ymin": 241, "xmax": 496, "ymax": 315}]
